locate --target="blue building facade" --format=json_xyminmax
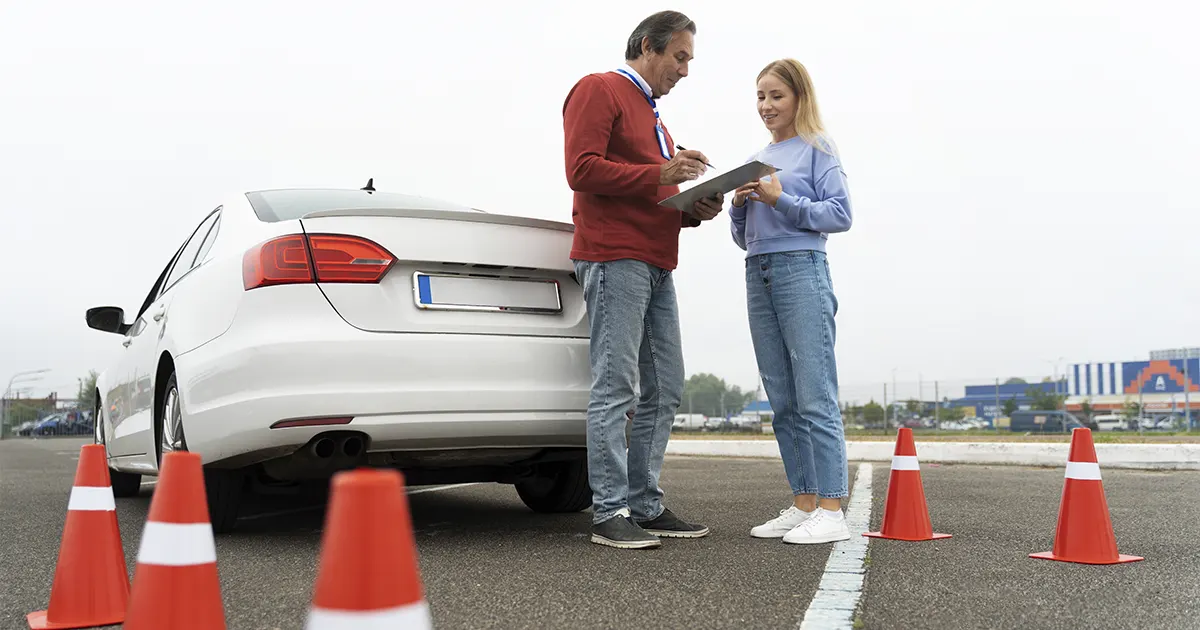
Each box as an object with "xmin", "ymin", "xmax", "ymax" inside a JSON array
[
  {"xmin": 1068, "ymin": 359, "xmax": 1199, "ymax": 397},
  {"xmin": 741, "ymin": 400, "xmax": 772, "ymax": 417},
  {"xmin": 950, "ymin": 380, "xmax": 1068, "ymax": 424}
]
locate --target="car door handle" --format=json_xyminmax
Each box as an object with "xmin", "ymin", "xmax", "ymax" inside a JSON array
[
  {"xmin": 122, "ymin": 338, "xmax": 132, "ymax": 347},
  {"xmin": 152, "ymin": 307, "xmax": 166, "ymax": 322}
]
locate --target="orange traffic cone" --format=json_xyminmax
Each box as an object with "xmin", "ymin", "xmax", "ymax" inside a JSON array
[
  {"xmin": 1030, "ymin": 428, "xmax": 1143, "ymax": 565},
  {"xmin": 123, "ymin": 451, "xmax": 227, "ymax": 629},
  {"xmin": 27, "ymin": 444, "xmax": 130, "ymax": 629},
  {"xmin": 305, "ymin": 467, "xmax": 432, "ymax": 629},
  {"xmin": 864, "ymin": 428, "xmax": 951, "ymax": 542}
]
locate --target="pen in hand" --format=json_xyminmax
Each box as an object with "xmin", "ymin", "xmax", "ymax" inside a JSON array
[{"xmin": 675, "ymin": 145, "xmax": 713, "ymax": 169}]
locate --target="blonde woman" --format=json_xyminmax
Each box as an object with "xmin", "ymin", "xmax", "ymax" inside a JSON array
[{"xmin": 729, "ymin": 59, "xmax": 854, "ymax": 544}]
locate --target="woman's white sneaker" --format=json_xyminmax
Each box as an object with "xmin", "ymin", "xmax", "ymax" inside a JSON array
[
  {"xmin": 751, "ymin": 506, "xmax": 816, "ymax": 538},
  {"xmin": 782, "ymin": 509, "xmax": 851, "ymax": 544}
]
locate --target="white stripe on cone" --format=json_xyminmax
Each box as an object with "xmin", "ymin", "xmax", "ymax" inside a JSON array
[
  {"xmin": 891, "ymin": 455, "xmax": 920, "ymax": 471},
  {"xmin": 306, "ymin": 602, "xmax": 432, "ymax": 630},
  {"xmin": 136, "ymin": 521, "xmax": 217, "ymax": 566},
  {"xmin": 1065, "ymin": 461, "xmax": 1102, "ymax": 480},
  {"xmin": 67, "ymin": 486, "xmax": 116, "ymax": 511}
]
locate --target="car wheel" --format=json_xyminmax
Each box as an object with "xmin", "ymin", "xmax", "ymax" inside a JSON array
[
  {"xmin": 95, "ymin": 396, "xmax": 142, "ymax": 498},
  {"xmin": 515, "ymin": 456, "xmax": 592, "ymax": 513},
  {"xmin": 157, "ymin": 371, "xmax": 245, "ymax": 533}
]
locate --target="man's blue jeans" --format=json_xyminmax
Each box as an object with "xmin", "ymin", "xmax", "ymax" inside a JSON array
[
  {"xmin": 573, "ymin": 258, "xmax": 684, "ymax": 525},
  {"xmin": 746, "ymin": 250, "xmax": 849, "ymax": 499}
]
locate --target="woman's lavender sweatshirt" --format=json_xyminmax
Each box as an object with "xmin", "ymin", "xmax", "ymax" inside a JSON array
[{"xmin": 729, "ymin": 135, "xmax": 853, "ymax": 256}]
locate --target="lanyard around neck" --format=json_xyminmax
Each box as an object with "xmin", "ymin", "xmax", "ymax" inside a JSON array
[{"xmin": 615, "ymin": 68, "xmax": 672, "ymax": 161}]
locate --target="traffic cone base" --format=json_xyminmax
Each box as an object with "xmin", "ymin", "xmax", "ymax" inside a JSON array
[
  {"xmin": 1030, "ymin": 428, "xmax": 1142, "ymax": 565},
  {"xmin": 26, "ymin": 610, "xmax": 125, "ymax": 630},
  {"xmin": 861, "ymin": 430, "xmax": 951, "ymax": 542},
  {"xmin": 27, "ymin": 445, "xmax": 130, "ymax": 630},
  {"xmin": 864, "ymin": 531, "xmax": 951, "ymax": 541},
  {"xmin": 1029, "ymin": 550, "xmax": 1143, "ymax": 565}
]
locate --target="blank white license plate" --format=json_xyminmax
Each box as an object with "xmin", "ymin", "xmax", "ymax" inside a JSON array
[{"xmin": 413, "ymin": 273, "xmax": 561, "ymax": 314}]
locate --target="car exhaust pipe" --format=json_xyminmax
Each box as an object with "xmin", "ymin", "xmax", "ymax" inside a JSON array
[
  {"xmin": 311, "ymin": 437, "xmax": 336, "ymax": 459},
  {"xmin": 341, "ymin": 435, "xmax": 364, "ymax": 457}
]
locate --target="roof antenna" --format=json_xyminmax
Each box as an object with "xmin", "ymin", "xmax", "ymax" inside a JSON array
[{"xmin": 361, "ymin": 178, "xmax": 375, "ymax": 193}]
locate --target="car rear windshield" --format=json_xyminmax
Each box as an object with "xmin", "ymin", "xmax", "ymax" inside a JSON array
[{"xmin": 245, "ymin": 189, "xmax": 482, "ymax": 223}]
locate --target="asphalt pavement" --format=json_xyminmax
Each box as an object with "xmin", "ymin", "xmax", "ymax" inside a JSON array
[
  {"xmin": 2, "ymin": 437, "xmax": 1198, "ymax": 629},
  {"xmin": 860, "ymin": 461, "xmax": 1200, "ymax": 630}
]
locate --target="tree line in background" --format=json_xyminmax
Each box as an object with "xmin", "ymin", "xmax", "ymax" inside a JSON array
[
  {"xmin": 76, "ymin": 370, "xmax": 99, "ymax": 408},
  {"xmin": 680, "ymin": 373, "xmax": 757, "ymax": 419}
]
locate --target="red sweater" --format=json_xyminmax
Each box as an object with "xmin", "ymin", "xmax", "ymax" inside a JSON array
[{"xmin": 563, "ymin": 71, "xmax": 699, "ymax": 271}]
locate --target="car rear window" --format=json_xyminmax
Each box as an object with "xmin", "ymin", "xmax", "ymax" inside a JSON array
[{"xmin": 245, "ymin": 189, "xmax": 482, "ymax": 223}]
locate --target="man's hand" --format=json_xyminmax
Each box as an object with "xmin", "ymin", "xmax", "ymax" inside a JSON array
[
  {"xmin": 660, "ymin": 149, "xmax": 709, "ymax": 186},
  {"xmin": 691, "ymin": 192, "xmax": 724, "ymax": 221}
]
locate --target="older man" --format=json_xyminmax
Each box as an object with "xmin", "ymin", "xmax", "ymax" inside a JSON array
[{"xmin": 563, "ymin": 10, "xmax": 722, "ymax": 549}]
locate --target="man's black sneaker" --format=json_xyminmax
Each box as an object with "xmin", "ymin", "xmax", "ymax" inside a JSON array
[
  {"xmin": 591, "ymin": 515, "xmax": 662, "ymax": 549},
  {"xmin": 635, "ymin": 508, "xmax": 711, "ymax": 538}
]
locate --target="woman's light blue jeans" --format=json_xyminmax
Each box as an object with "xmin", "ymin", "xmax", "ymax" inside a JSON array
[{"xmin": 746, "ymin": 250, "xmax": 848, "ymax": 499}]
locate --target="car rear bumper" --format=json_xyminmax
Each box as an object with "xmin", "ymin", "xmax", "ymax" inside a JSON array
[{"xmin": 174, "ymin": 285, "xmax": 591, "ymax": 467}]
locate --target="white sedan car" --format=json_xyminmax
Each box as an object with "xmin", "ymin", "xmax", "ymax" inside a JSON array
[{"xmin": 86, "ymin": 185, "xmax": 592, "ymax": 532}]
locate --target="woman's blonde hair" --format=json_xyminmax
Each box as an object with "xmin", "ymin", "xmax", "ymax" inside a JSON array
[{"xmin": 757, "ymin": 58, "xmax": 834, "ymax": 155}]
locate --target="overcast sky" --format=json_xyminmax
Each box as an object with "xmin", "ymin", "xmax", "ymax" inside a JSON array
[{"xmin": 2, "ymin": 0, "xmax": 1197, "ymax": 405}]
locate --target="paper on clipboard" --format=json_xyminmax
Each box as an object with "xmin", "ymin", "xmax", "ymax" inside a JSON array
[{"xmin": 658, "ymin": 160, "xmax": 780, "ymax": 213}]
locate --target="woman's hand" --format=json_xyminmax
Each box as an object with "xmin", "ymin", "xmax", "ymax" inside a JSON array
[
  {"xmin": 732, "ymin": 183, "xmax": 756, "ymax": 207},
  {"xmin": 748, "ymin": 174, "xmax": 783, "ymax": 207}
]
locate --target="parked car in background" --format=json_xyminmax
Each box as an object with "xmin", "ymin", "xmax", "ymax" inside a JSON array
[
  {"xmin": 1007, "ymin": 410, "xmax": 1088, "ymax": 433},
  {"xmin": 86, "ymin": 186, "xmax": 591, "ymax": 532},
  {"xmin": 1092, "ymin": 414, "xmax": 1125, "ymax": 431},
  {"xmin": 672, "ymin": 414, "xmax": 707, "ymax": 431}
]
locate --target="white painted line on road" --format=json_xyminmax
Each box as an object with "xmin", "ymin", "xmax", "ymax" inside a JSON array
[
  {"xmin": 798, "ymin": 462, "xmax": 873, "ymax": 630},
  {"xmin": 406, "ymin": 482, "xmax": 481, "ymax": 496},
  {"xmin": 238, "ymin": 483, "xmax": 481, "ymax": 522}
]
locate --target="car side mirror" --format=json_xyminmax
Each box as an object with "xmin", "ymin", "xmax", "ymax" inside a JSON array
[{"xmin": 86, "ymin": 306, "xmax": 130, "ymax": 335}]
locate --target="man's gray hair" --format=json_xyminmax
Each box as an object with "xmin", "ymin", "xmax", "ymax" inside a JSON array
[{"xmin": 624, "ymin": 11, "xmax": 696, "ymax": 60}]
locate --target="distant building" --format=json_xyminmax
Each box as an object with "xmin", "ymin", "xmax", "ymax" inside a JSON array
[
  {"xmin": 741, "ymin": 400, "xmax": 773, "ymax": 419},
  {"xmin": 1067, "ymin": 357, "xmax": 1198, "ymax": 417},
  {"xmin": 1149, "ymin": 348, "xmax": 1200, "ymax": 361},
  {"xmin": 949, "ymin": 380, "xmax": 1067, "ymax": 423}
]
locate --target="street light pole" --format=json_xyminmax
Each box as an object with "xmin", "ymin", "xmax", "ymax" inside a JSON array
[
  {"xmin": 1180, "ymin": 345, "xmax": 1190, "ymax": 429},
  {"xmin": 935, "ymin": 380, "xmax": 940, "ymax": 430},
  {"xmin": 892, "ymin": 368, "xmax": 898, "ymax": 427},
  {"xmin": 994, "ymin": 378, "xmax": 1001, "ymax": 429}
]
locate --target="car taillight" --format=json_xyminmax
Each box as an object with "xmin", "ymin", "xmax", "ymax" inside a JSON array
[
  {"xmin": 308, "ymin": 234, "xmax": 394, "ymax": 283},
  {"xmin": 242, "ymin": 234, "xmax": 395, "ymax": 290},
  {"xmin": 242, "ymin": 235, "xmax": 312, "ymax": 290}
]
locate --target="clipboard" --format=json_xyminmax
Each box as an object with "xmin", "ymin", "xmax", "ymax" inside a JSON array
[{"xmin": 658, "ymin": 160, "xmax": 780, "ymax": 213}]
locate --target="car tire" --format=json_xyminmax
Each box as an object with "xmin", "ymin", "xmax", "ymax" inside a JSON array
[
  {"xmin": 158, "ymin": 370, "xmax": 245, "ymax": 533},
  {"xmin": 515, "ymin": 456, "xmax": 592, "ymax": 513},
  {"xmin": 95, "ymin": 396, "xmax": 142, "ymax": 498},
  {"xmin": 111, "ymin": 469, "xmax": 143, "ymax": 499},
  {"xmin": 203, "ymin": 468, "xmax": 245, "ymax": 534}
]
